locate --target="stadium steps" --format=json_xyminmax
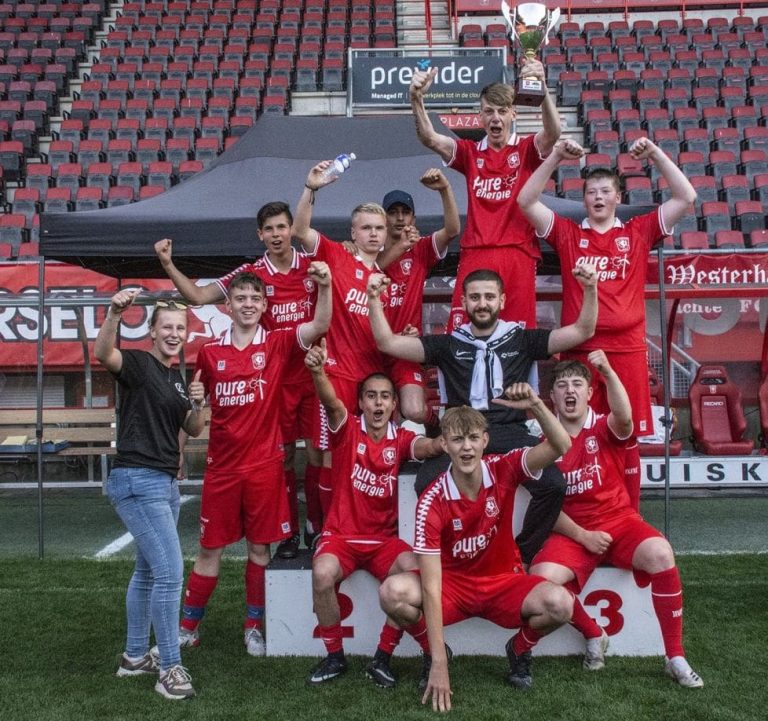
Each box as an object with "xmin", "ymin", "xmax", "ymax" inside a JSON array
[{"xmin": 397, "ymin": 0, "xmax": 455, "ymax": 47}]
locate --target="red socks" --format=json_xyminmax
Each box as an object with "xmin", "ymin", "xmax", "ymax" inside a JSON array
[
  {"xmin": 404, "ymin": 617, "xmax": 430, "ymax": 654},
  {"xmin": 245, "ymin": 560, "xmax": 266, "ymax": 630},
  {"xmin": 568, "ymin": 591, "xmax": 603, "ymax": 640},
  {"xmin": 181, "ymin": 571, "xmax": 218, "ymax": 631},
  {"xmin": 377, "ymin": 623, "xmax": 404, "ymax": 656},
  {"xmin": 651, "ymin": 567, "xmax": 685, "ymax": 659},
  {"xmin": 512, "ymin": 625, "xmax": 545, "ymax": 655},
  {"xmin": 319, "ymin": 623, "xmax": 343, "ymax": 654}
]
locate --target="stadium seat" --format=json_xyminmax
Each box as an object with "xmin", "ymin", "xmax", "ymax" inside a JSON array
[
  {"xmin": 107, "ymin": 185, "xmax": 134, "ymax": 207},
  {"xmin": 712, "ymin": 127, "xmax": 741, "ymax": 155},
  {"xmin": 0, "ymin": 139, "xmax": 24, "ymax": 180},
  {"xmin": 713, "ymin": 230, "xmax": 745, "ymax": 249},
  {"xmin": 740, "ymin": 150, "xmax": 768, "ymax": 187},
  {"xmin": 0, "ymin": 212, "xmax": 27, "ymax": 247},
  {"xmin": 115, "ymin": 162, "xmax": 143, "ymax": 197},
  {"xmin": 682, "ymin": 129, "xmax": 710, "ymax": 157},
  {"xmin": 147, "ymin": 161, "xmax": 173, "ymax": 190},
  {"xmin": 734, "ymin": 201, "xmax": 766, "ymax": 235},
  {"xmin": 624, "ymin": 176, "xmax": 653, "ymax": 205},
  {"xmin": 11, "ymin": 187, "xmax": 40, "ymax": 227},
  {"xmin": 688, "ymin": 364, "xmax": 754, "ymax": 455},
  {"xmin": 700, "ymin": 201, "xmax": 732, "ymax": 235},
  {"xmin": 560, "ymin": 177, "xmax": 584, "ymax": 200},
  {"xmin": 679, "ymin": 152, "xmax": 707, "ymax": 178},
  {"xmin": 749, "ymin": 229, "xmax": 768, "ymax": 248},
  {"xmin": 139, "ymin": 184, "xmax": 165, "ymax": 200},
  {"xmin": 75, "ymin": 186, "xmax": 103, "ymax": 211},
  {"xmin": 24, "ymin": 162, "xmax": 52, "ymax": 195},
  {"xmin": 754, "ymin": 174, "xmax": 768, "ymax": 210},
  {"xmin": 744, "ymin": 127, "xmax": 768, "ymax": 154},
  {"xmin": 679, "ymin": 231, "xmax": 710, "ymax": 250},
  {"xmin": 720, "ymin": 174, "xmax": 751, "ymax": 212},
  {"xmin": 688, "ymin": 175, "xmax": 716, "ymax": 208}
]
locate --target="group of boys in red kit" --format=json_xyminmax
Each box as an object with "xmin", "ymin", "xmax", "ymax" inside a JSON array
[{"xmin": 147, "ymin": 51, "xmax": 704, "ymax": 707}]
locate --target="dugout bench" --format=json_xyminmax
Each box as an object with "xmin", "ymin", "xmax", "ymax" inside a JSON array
[{"xmin": 0, "ymin": 408, "xmax": 117, "ymax": 482}]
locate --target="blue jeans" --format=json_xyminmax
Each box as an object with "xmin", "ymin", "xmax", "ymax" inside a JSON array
[{"xmin": 106, "ymin": 466, "xmax": 183, "ymax": 669}]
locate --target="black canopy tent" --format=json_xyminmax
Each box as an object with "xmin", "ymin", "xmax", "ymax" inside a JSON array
[{"xmin": 39, "ymin": 114, "xmax": 652, "ymax": 279}]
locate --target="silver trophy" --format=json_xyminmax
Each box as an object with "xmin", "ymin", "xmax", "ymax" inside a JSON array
[{"xmin": 501, "ymin": 2, "xmax": 560, "ymax": 106}]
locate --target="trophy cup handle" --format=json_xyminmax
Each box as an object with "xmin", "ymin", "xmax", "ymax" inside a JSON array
[{"xmin": 545, "ymin": 8, "xmax": 561, "ymax": 40}]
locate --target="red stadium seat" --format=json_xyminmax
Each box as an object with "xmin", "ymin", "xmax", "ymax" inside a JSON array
[{"xmin": 689, "ymin": 364, "xmax": 754, "ymax": 455}]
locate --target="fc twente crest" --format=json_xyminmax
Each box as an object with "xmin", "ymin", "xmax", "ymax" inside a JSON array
[{"xmin": 252, "ymin": 352, "xmax": 266, "ymax": 370}]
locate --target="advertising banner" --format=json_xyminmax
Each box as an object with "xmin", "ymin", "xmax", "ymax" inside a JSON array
[{"xmin": 350, "ymin": 50, "xmax": 505, "ymax": 108}]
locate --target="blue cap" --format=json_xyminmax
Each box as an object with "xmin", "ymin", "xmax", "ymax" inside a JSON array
[{"xmin": 382, "ymin": 190, "xmax": 415, "ymax": 213}]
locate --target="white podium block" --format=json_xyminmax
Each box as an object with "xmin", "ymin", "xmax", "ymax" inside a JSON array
[
  {"xmin": 265, "ymin": 470, "xmax": 662, "ymax": 657},
  {"xmin": 266, "ymin": 558, "xmax": 661, "ymax": 657}
]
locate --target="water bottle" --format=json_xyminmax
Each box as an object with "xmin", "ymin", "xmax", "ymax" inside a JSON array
[{"xmin": 322, "ymin": 152, "xmax": 356, "ymax": 180}]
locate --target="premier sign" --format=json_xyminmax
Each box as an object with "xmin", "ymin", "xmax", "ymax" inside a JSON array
[{"xmin": 350, "ymin": 49, "xmax": 505, "ymax": 108}]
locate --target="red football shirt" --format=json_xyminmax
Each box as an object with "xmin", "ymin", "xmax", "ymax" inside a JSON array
[
  {"xmin": 322, "ymin": 413, "xmax": 419, "ymax": 538},
  {"xmin": 449, "ymin": 134, "xmax": 544, "ymax": 256},
  {"xmin": 542, "ymin": 210, "xmax": 667, "ymax": 352},
  {"xmin": 384, "ymin": 233, "xmax": 445, "ymax": 333},
  {"xmin": 196, "ymin": 325, "xmax": 306, "ymax": 471},
  {"xmin": 413, "ymin": 449, "xmax": 537, "ymax": 576},
  {"xmin": 557, "ymin": 408, "xmax": 634, "ymax": 529},
  {"xmin": 215, "ymin": 249, "xmax": 317, "ymax": 384},
  {"xmin": 305, "ymin": 233, "xmax": 387, "ymax": 381}
]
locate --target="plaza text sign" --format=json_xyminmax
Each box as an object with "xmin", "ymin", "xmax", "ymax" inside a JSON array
[{"xmin": 350, "ymin": 52, "xmax": 505, "ymax": 107}]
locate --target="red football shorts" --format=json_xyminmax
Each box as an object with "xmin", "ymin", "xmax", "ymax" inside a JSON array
[
  {"xmin": 313, "ymin": 534, "xmax": 413, "ymax": 581},
  {"xmin": 449, "ymin": 247, "xmax": 538, "ymax": 331},
  {"xmin": 312, "ymin": 374, "xmax": 360, "ymax": 450},
  {"xmin": 440, "ymin": 570, "xmax": 545, "ymax": 628},
  {"xmin": 199, "ymin": 461, "xmax": 291, "ymax": 548},
  {"xmin": 531, "ymin": 513, "xmax": 664, "ymax": 591},
  {"xmin": 385, "ymin": 357, "xmax": 425, "ymax": 390},
  {"xmin": 563, "ymin": 349, "xmax": 653, "ymax": 437},
  {"xmin": 280, "ymin": 376, "xmax": 316, "ymax": 445}
]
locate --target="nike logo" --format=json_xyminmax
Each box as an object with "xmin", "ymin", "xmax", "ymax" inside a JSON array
[{"xmin": 455, "ymin": 351, "xmax": 473, "ymax": 358}]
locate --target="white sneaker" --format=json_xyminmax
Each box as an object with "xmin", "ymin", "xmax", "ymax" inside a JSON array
[
  {"xmin": 116, "ymin": 649, "xmax": 160, "ymax": 677},
  {"xmin": 583, "ymin": 630, "xmax": 609, "ymax": 671},
  {"xmin": 179, "ymin": 627, "xmax": 200, "ymax": 648},
  {"xmin": 244, "ymin": 627, "xmax": 266, "ymax": 656},
  {"xmin": 665, "ymin": 656, "xmax": 704, "ymax": 688},
  {"xmin": 155, "ymin": 664, "xmax": 196, "ymax": 700}
]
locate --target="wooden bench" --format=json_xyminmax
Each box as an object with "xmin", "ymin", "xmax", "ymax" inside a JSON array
[{"xmin": 0, "ymin": 408, "xmax": 116, "ymax": 481}]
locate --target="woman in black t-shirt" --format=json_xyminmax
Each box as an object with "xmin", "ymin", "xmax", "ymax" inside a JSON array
[{"xmin": 95, "ymin": 290, "xmax": 205, "ymax": 700}]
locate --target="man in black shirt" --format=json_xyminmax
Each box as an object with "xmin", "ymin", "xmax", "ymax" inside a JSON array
[{"xmin": 367, "ymin": 266, "xmax": 597, "ymax": 563}]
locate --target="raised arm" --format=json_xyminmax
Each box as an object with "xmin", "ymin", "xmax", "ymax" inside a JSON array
[
  {"xmin": 410, "ymin": 68, "xmax": 455, "ymax": 163},
  {"xmin": 418, "ymin": 553, "xmax": 452, "ymax": 712},
  {"xmin": 297, "ymin": 262, "xmax": 332, "ymax": 346},
  {"xmin": 629, "ymin": 137, "xmax": 696, "ymax": 229},
  {"xmin": 547, "ymin": 264, "xmax": 597, "ymax": 354},
  {"xmin": 492, "ymin": 382, "xmax": 571, "ymax": 470},
  {"xmin": 588, "ymin": 350, "xmax": 634, "ymax": 439},
  {"xmin": 94, "ymin": 289, "xmax": 140, "ymax": 373},
  {"xmin": 367, "ymin": 273, "xmax": 426, "ymax": 363},
  {"xmin": 421, "ymin": 168, "xmax": 460, "ymax": 254},
  {"xmin": 523, "ymin": 58, "xmax": 561, "ymax": 155},
  {"xmin": 518, "ymin": 139, "xmax": 585, "ymax": 236},
  {"xmin": 304, "ymin": 339, "xmax": 346, "ymax": 430},
  {"xmin": 294, "ymin": 161, "xmax": 338, "ymax": 253},
  {"xmin": 155, "ymin": 238, "xmax": 225, "ymax": 305}
]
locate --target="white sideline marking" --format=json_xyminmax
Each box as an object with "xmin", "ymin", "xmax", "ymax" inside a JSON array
[{"xmin": 93, "ymin": 494, "xmax": 195, "ymax": 559}]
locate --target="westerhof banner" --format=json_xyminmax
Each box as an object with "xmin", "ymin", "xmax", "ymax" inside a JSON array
[{"xmin": 350, "ymin": 50, "xmax": 505, "ymax": 108}]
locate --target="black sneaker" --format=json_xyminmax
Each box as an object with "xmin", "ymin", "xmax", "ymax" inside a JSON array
[
  {"xmin": 366, "ymin": 649, "xmax": 396, "ymax": 689},
  {"xmin": 418, "ymin": 643, "xmax": 453, "ymax": 691},
  {"xmin": 275, "ymin": 534, "xmax": 300, "ymax": 559},
  {"xmin": 505, "ymin": 637, "xmax": 533, "ymax": 690},
  {"xmin": 308, "ymin": 652, "xmax": 347, "ymax": 685}
]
